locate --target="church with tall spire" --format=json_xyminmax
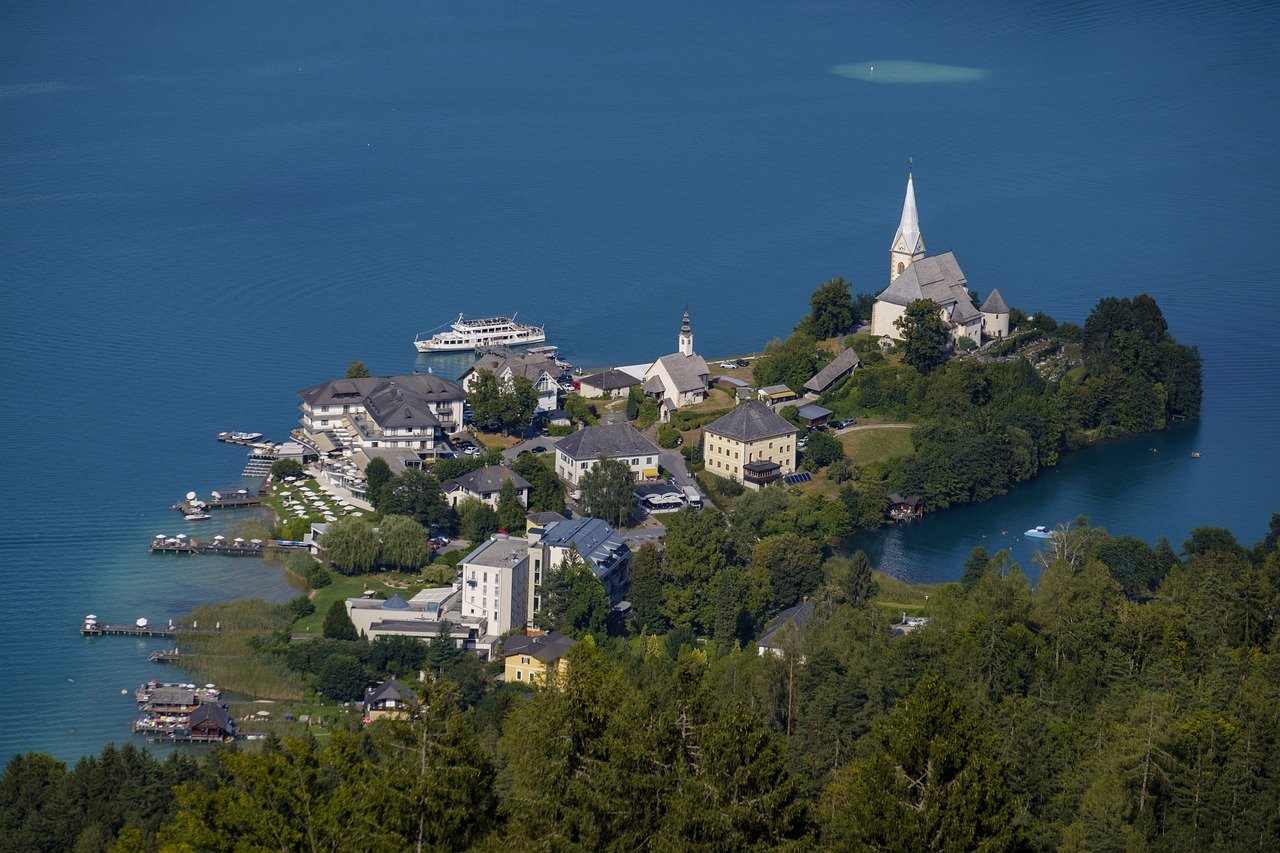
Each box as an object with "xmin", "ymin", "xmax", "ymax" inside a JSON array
[{"xmin": 870, "ymin": 168, "xmax": 1009, "ymax": 343}]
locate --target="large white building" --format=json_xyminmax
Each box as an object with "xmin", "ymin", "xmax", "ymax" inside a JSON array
[
  {"xmin": 870, "ymin": 172, "xmax": 1010, "ymax": 344},
  {"xmin": 297, "ymin": 374, "xmax": 466, "ymax": 458},
  {"xmin": 554, "ymin": 422, "xmax": 661, "ymax": 484}
]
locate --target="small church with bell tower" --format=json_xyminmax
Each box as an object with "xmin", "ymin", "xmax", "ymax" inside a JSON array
[{"xmin": 871, "ymin": 168, "xmax": 1009, "ymax": 343}]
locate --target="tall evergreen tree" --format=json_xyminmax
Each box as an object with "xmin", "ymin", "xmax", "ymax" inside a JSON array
[
  {"xmin": 322, "ymin": 599, "xmax": 358, "ymax": 641},
  {"xmin": 628, "ymin": 542, "xmax": 668, "ymax": 633},
  {"xmin": 820, "ymin": 676, "xmax": 1022, "ymax": 849}
]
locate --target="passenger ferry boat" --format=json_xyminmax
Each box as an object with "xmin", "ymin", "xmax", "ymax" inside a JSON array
[{"xmin": 414, "ymin": 313, "xmax": 547, "ymax": 353}]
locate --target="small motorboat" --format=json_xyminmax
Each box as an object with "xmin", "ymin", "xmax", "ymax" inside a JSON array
[
  {"xmin": 185, "ymin": 512, "xmax": 211, "ymax": 521},
  {"xmin": 1024, "ymin": 525, "xmax": 1053, "ymax": 538},
  {"xmin": 1191, "ymin": 451, "xmax": 1201, "ymax": 459}
]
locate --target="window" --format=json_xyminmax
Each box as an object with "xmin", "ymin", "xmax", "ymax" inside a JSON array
[
  {"xmin": 516, "ymin": 670, "xmax": 523, "ymax": 680},
  {"xmin": 522, "ymin": 656, "xmax": 530, "ymax": 664}
]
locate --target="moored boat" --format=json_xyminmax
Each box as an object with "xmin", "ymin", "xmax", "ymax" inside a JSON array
[
  {"xmin": 1024, "ymin": 525, "xmax": 1053, "ymax": 538},
  {"xmin": 414, "ymin": 313, "xmax": 547, "ymax": 352}
]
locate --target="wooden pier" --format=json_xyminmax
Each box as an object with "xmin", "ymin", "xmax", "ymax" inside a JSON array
[
  {"xmin": 171, "ymin": 488, "xmax": 264, "ymax": 515},
  {"xmin": 150, "ymin": 539, "xmax": 269, "ymax": 556},
  {"xmin": 149, "ymin": 650, "xmax": 196, "ymax": 663},
  {"xmin": 82, "ymin": 619, "xmax": 219, "ymax": 637},
  {"xmin": 83, "ymin": 622, "xmax": 183, "ymax": 637}
]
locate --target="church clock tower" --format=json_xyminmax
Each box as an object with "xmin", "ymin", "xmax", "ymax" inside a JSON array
[
  {"xmin": 890, "ymin": 170, "xmax": 925, "ymax": 282},
  {"xmin": 678, "ymin": 310, "xmax": 694, "ymax": 356}
]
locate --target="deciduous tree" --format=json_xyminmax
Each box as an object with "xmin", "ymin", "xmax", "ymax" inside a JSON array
[
  {"xmin": 895, "ymin": 298, "xmax": 949, "ymax": 374},
  {"xmin": 496, "ymin": 479, "xmax": 526, "ymax": 533},
  {"xmin": 578, "ymin": 457, "xmax": 635, "ymax": 528},
  {"xmin": 319, "ymin": 516, "xmax": 379, "ymax": 574},
  {"xmin": 377, "ymin": 514, "xmax": 431, "ymax": 570}
]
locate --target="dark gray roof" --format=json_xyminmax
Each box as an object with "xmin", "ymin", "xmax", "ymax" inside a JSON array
[
  {"xmin": 803, "ymin": 349, "xmax": 861, "ymax": 394},
  {"xmin": 580, "ymin": 368, "xmax": 641, "ymax": 392},
  {"xmin": 758, "ymin": 600, "xmax": 816, "ymax": 650},
  {"xmin": 462, "ymin": 348, "xmax": 558, "ymax": 384},
  {"xmin": 743, "ymin": 459, "xmax": 781, "ymax": 473},
  {"xmin": 650, "ymin": 353, "xmax": 710, "ymax": 394},
  {"xmin": 887, "ymin": 493, "xmax": 922, "ymax": 506},
  {"xmin": 188, "ymin": 702, "xmax": 233, "ymax": 731},
  {"xmin": 541, "ymin": 517, "xmax": 631, "ymax": 581},
  {"xmin": 556, "ymin": 423, "xmax": 658, "ymax": 462},
  {"xmin": 796, "ymin": 404, "xmax": 833, "ymax": 421},
  {"xmin": 444, "ymin": 465, "xmax": 531, "ymax": 496},
  {"xmin": 148, "ymin": 686, "xmax": 196, "ymax": 707},
  {"xmin": 704, "ymin": 401, "xmax": 798, "ymax": 443},
  {"xmin": 364, "ymin": 678, "xmax": 419, "ymax": 707},
  {"xmin": 980, "ymin": 288, "xmax": 1009, "ymax": 314},
  {"xmin": 875, "ymin": 252, "xmax": 970, "ymax": 309},
  {"xmin": 527, "ymin": 510, "xmax": 567, "ymax": 526},
  {"xmin": 382, "ymin": 594, "xmax": 409, "ymax": 610},
  {"xmin": 504, "ymin": 631, "xmax": 576, "ymax": 663},
  {"xmin": 949, "ymin": 298, "xmax": 981, "ymax": 325},
  {"xmin": 297, "ymin": 374, "xmax": 464, "ymax": 431}
]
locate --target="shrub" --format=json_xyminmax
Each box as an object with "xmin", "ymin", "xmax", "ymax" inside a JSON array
[
  {"xmin": 286, "ymin": 596, "xmax": 316, "ymax": 621},
  {"xmin": 657, "ymin": 422, "xmax": 681, "ymax": 448},
  {"xmin": 957, "ymin": 336, "xmax": 977, "ymax": 352},
  {"xmin": 270, "ymin": 458, "xmax": 304, "ymax": 480}
]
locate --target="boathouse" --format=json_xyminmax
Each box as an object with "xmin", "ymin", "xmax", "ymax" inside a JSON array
[
  {"xmin": 188, "ymin": 702, "xmax": 237, "ymax": 742},
  {"xmin": 887, "ymin": 493, "xmax": 924, "ymax": 520}
]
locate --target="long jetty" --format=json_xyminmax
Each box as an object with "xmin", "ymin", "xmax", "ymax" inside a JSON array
[{"xmin": 81, "ymin": 619, "xmax": 221, "ymax": 637}]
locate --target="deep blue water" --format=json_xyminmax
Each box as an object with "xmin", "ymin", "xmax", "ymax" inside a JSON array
[{"xmin": 2, "ymin": 0, "xmax": 1277, "ymax": 762}]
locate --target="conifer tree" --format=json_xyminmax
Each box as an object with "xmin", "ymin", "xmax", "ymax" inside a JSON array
[{"xmin": 322, "ymin": 599, "xmax": 358, "ymax": 641}]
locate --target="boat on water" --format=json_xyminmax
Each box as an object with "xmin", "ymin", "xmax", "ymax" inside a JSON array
[
  {"xmin": 414, "ymin": 313, "xmax": 546, "ymax": 353},
  {"xmin": 1024, "ymin": 525, "xmax": 1053, "ymax": 538},
  {"xmin": 185, "ymin": 512, "xmax": 210, "ymax": 521}
]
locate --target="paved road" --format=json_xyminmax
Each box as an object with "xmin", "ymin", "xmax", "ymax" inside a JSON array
[
  {"xmin": 659, "ymin": 450, "xmax": 697, "ymax": 488},
  {"xmin": 622, "ymin": 526, "xmax": 666, "ymax": 545},
  {"xmin": 832, "ymin": 422, "xmax": 914, "ymax": 435}
]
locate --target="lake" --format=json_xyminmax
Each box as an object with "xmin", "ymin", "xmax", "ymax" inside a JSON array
[{"xmin": 1, "ymin": 0, "xmax": 1277, "ymax": 762}]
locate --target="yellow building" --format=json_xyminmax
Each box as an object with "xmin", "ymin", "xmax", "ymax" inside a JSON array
[
  {"xmin": 503, "ymin": 631, "xmax": 575, "ymax": 685},
  {"xmin": 703, "ymin": 400, "xmax": 799, "ymax": 490}
]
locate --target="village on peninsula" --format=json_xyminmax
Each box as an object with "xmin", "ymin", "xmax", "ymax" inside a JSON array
[{"xmin": 87, "ymin": 171, "xmax": 1201, "ymax": 752}]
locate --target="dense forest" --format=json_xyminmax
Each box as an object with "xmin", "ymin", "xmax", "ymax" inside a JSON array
[{"xmin": 5, "ymin": 515, "xmax": 1277, "ymax": 852}]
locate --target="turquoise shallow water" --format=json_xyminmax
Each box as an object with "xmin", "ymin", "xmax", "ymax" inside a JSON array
[{"xmin": 2, "ymin": 0, "xmax": 1278, "ymax": 762}]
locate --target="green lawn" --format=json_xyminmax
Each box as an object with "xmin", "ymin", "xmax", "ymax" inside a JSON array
[
  {"xmin": 870, "ymin": 572, "xmax": 952, "ymax": 620},
  {"xmin": 293, "ymin": 570, "xmax": 445, "ymax": 635},
  {"xmin": 838, "ymin": 427, "xmax": 915, "ymax": 468}
]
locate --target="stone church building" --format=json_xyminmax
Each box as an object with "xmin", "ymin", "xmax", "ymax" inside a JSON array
[{"xmin": 870, "ymin": 172, "xmax": 1010, "ymax": 344}]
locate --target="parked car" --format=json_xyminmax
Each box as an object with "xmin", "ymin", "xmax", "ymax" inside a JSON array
[
  {"xmin": 531, "ymin": 445, "xmax": 547, "ymax": 453},
  {"xmin": 834, "ymin": 417, "xmax": 857, "ymax": 429},
  {"xmin": 797, "ymin": 436, "xmax": 808, "ymax": 448},
  {"xmin": 735, "ymin": 358, "xmax": 750, "ymax": 367},
  {"xmin": 720, "ymin": 361, "xmax": 736, "ymax": 369}
]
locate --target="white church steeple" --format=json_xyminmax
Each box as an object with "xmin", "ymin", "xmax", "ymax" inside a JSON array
[
  {"xmin": 890, "ymin": 169, "xmax": 925, "ymax": 282},
  {"xmin": 678, "ymin": 310, "xmax": 694, "ymax": 356}
]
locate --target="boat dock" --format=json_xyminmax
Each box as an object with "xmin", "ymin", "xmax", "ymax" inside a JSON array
[
  {"xmin": 148, "ymin": 650, "xmax": 196, "ymax": 663},
  {"xmin": 149, "ymin": 536, "xmax": 286, "ymax": 556},
  {"xmin": 82, "ymin": 615, "xmax": 220, "ymax": 637},
  {"xmin": 171, "ymin": 486, "xmax": 264, "ymax": 515}
]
